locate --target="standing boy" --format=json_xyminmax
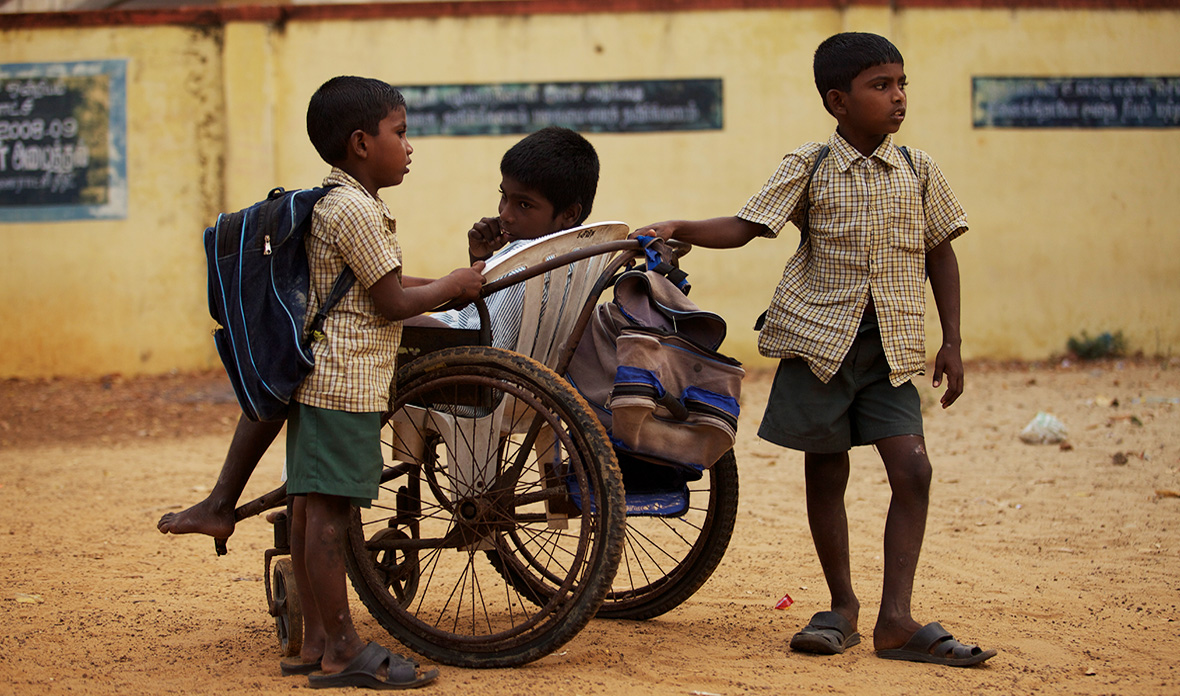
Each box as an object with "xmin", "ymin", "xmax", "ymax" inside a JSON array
[
  {"xmin": 156, "ymin": 127, "xmax": 599, "ymax": 551},
  {"xmin": 284, "ymin": 76, "xmax": 483, "ymax": 688},
  {"xmin": 637, "ymin": 33, "xmax": 995, "ymax": 667}
]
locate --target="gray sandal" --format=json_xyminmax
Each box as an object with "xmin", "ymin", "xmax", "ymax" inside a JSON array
[
  {"xmin": 307, "ymin": 642, "xmax": 439, "ymax": 690},
  {"xmin": 789, "ymin": 611, "xmax": 861, "ymax": 655},
  {"xmin": 876, "ymin": 622, "xmax": 996, "ymax": 667}
]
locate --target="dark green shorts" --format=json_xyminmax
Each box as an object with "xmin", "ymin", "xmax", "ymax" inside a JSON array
[
  {"xmin": 757, "ymin": 322, "xmax": 923, "ymax": 454},
  {"xmin": 285, "ymin": 402, "xmax": 383, "ymax": 507}
]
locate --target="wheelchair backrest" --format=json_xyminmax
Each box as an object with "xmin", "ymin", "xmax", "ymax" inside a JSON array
[{"xmin": 482, "ymin": 221, "xmax": 631, "ymax": 371}]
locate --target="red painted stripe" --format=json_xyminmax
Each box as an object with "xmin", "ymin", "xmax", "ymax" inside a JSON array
[
  {"xmin": 1, "ymin": 0, "xmax": 1176, "ymax": 30},
  {"xmin": 897, "ymin": 0, "xmax": 1177, "ymax": 7}
]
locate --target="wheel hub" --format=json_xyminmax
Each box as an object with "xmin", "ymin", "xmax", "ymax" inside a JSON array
[{"xmin": 454, "ymin": 494, "xmax": 512, "ymax": 549}]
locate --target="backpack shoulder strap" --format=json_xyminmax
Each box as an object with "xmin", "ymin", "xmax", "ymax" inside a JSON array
[
  {"xmin": 897, "ymin": 145, "xmax": 916, "ymax": 175},
  {"xmin": 306, "ymin": 267, "xmax": 357, "ymax": 343},
  {"xmin": 896, "ymin": 145, "xmax": 925, "ymax": 200},
  {"xmin": 301, "ymin": 183, "xmax": 353, "ymax": 343},
  {"xmin": 810, "ymin": 144, "xmax": 832, "ymax": 179},
  {"xmin": 798, "ymin": 144, "xmax": 830, "ymax": 249}
]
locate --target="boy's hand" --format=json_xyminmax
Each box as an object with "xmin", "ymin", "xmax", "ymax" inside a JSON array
[
  {"xmin": 447, "ymin": 261, "xmax": 486, "ymax": 303},
  {"xmin": 632, "ymin": 218, "xmax": 763, "ymax": 249},
  {"xmin": 932, "ymin": 342, "xmax": 964, "ymax": 408},
  {"xmin": 468, "ymin": 217, "xmax": 508, "ymax": 261},
  {"xmin": 631, "ymin": 220, "xmax": 680, "ymax": 242}
]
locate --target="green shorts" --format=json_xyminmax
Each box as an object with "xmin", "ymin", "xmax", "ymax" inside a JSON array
[
  {"xmin": 757, "ymin": 320, "xmax": 923, "ymax": 454},
  {"xmin": 285, "ymin": 402, "xmax": 383, "ymax": 507}
]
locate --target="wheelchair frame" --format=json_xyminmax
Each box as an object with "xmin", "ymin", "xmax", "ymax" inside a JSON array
[{"xmin": 238, "ymin": 228, "xmax": 739, "ymax": 668}]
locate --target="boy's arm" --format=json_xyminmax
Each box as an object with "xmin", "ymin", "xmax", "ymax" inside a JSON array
[
  {"xmin": 927, "ymin": 236, "xmax": 964, "ymax": 408},
  {"xmin": 635, "ymin": 216, "xmax": 767, "ymax": 249},
  {"xmin": 368, "ymin": 262, "xmax": 486, "ymax": 321},
  {"xmin": 400, "ymin": 275, "xmax": 448, "ymax": 288}
]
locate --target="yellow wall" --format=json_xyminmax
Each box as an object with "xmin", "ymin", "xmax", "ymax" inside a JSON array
[
  {"xmin": 1, "ymin": 25, "xmax": 225, "ymax": 377},
  {"xmin": 2, "ymin": 6, "xmax": 1178, "ymax": 377},
  {"xmin": 897, "ymin": 10, "xmax": 1180, "ymax": 360}
]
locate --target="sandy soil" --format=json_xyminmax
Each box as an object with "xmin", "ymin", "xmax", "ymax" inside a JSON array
[{"xmin": 2, "ymin": 359, "xmax": 1178, "ymax": 695}]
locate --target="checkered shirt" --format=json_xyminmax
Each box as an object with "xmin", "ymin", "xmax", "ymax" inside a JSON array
[
  {"xmin": 294, "ymin": 168, "xmax": 403, "ymax": 412},
  {"xmin": 737, "ymin": 133, "xmax": 967, "ymax": 386}
]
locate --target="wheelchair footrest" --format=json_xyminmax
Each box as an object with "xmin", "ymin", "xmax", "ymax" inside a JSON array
[{"xmin": 624, "ymin": 488, "xmax": 690, "ymax": 517}]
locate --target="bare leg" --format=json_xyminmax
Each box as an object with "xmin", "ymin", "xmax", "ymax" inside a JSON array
[
  {"xmin": 289, "ymin": 495, "xmax": 326, "ymax": 665},
  {"xmin": 872, "ymin": 434, "xmax": 931, "ymax": 650},
  {"xmin": 157, "ymin": 415, "xmax": 284, "ymax": 539},
  {"xmin": 804, "ymin": 450, "xmax": 860, "ymax": 630},
  {"xmin": 300, "ymin": 492, "xmax": 366, "ymax": 672}
]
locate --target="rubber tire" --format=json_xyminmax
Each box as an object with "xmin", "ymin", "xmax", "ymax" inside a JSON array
[
  {"xmin": 346, "ymin": 346, "xmax": 624, "ymax": 668},
  {"xmin": 272, "ymin": 557, "xmax": 303, "ymax": 657}
]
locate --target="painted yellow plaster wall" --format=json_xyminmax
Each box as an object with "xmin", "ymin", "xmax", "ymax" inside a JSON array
[
  {"xmin": 2, "ymin": 7, "xmax": 1177, "ymax": 377},
  {"xmin": 896, "ymin": 10, "xmax": 1180, "ymax": 361},
  {"xmin": 0, "ymin": 25, "xmax": 225, "ymax": 378}
]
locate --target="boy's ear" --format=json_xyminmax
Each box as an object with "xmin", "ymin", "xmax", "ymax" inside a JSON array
[
  {"xmin": 558, "ymin": 203, "xmax": 583, "ymax": 229},
  {"xmin": 825, "ymin": 89, "xmax": 847, "ymax": 116},
  {"xmin": 348, "ymin": 129, "xmax": 368, "ymax": 160}
]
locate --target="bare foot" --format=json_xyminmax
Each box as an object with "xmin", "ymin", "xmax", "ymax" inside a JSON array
[{"xmin": 157, "ymin": 497, "xmax": 236, "ymax": 539}]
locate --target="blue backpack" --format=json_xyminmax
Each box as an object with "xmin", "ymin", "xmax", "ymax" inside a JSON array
[{"xmin": 205, "ymin": 186, "xmax": 355, "ymax": 422}]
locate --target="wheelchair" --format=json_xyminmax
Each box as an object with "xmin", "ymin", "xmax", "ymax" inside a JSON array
[{"xmin": 244, "ymin": 222, "xmax": 740, "ymax": 668}]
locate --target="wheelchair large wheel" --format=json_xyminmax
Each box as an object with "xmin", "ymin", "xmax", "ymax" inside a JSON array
[
  {"xmin": 492, "ymin": 450, "xmax": 738, "ymax": 620},
  {"xmin": 598, "ymin": 449, "xmax": 738, "ymax": 620},
  {"xmin": 345, "ymin": 346, "xmax": 624, "ymax": 668}
]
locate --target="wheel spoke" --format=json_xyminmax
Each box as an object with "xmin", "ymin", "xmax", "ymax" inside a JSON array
[{"xmin": 597, "ymin": 452, "xmax": 739, "ymax": 620}]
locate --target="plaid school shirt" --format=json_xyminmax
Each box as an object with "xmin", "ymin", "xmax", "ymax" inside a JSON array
[
  {"xmin": 738, "ymin": 133, "xmax": 967, "ymax": 387},
  {"xmin": 294, "ymin": 168, "xmax": 403, "ymax": 412}
]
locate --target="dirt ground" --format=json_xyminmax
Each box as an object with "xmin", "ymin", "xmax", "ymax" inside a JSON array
[{"xmin": 2, "ymin": 359, "xmax": 1178, "ymax": 695}]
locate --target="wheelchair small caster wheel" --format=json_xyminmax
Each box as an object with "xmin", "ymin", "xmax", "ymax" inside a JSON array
[{"xmin": 271, "ymin": 558, "xmax": 302, "ymax": 657}]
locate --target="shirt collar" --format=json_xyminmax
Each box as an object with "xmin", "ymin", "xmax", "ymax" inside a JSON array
[
  {"xmin": 826, "ymin": 132, "xmax": 903, "ymax": 171},
  {"xmin": 322, "ymin": 167, "xmax": 395, "ymax": 221}
]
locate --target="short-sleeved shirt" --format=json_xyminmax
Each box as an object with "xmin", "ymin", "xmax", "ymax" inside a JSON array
[
  {"xmin": 738, "ymin": 132, "xmax": 967, "ymax": 387},
  {"xmin": 294, "ymin": 168, "xmax": 403, "ymax": 412}
]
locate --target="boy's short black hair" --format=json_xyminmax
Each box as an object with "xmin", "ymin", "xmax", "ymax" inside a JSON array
[
  {"xmin": 501, "ymin": 126, "xmax": 599, "ymax": 226},
  {"xmin": 307, "ymin": 76, "xmax": 406, "ymax": 165},
  {"xmin": 814, "ymin": 32, "xmax": 904, "ymax": 113}
]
